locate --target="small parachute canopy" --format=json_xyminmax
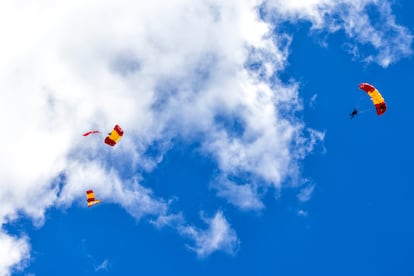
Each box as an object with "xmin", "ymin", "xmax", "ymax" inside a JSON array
[
  {"xmin": 105, "ymin": 124, "xmax": 124, "ymax": 146},
  {"xmin": 359, "ymin": 83, "xmax": 386, "ymax": 115},
  {"xmin": 82, "ymin": 130, "xmax": 100, "ymax": 136},
  {"xmin": 86, "ymin": 190, "xmax": 101, "ymax": 207}
]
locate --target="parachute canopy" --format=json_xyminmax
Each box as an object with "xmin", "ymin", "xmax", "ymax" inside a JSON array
[
  {"xmin": 359, "ymin": 83, "xmax": 386, "ymax": 115},
  {"xmin": 105, "ymin": 124, "xmax": 124, "ymax": 146},
  {"xmin": 86, "ymin": 190, "xmax": 101, "ymax": 207}
]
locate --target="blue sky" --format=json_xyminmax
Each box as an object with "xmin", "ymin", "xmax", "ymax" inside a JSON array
[{"xmin": 1, "ymin": 0, "xmax": 413, "ymax": 275}]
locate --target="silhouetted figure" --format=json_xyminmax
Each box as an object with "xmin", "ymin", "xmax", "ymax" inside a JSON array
[{"xmin": 349, "ymin": 108, "xmax": 358, "ymax": 119}]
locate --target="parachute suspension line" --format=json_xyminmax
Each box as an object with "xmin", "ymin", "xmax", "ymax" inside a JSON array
[
  {"xmin": 355, "ymin": 94, "xmax": 368, "ymax": 110},
  {"xmin": 357, "ymin": 108, "xmax": 371, "ymax": 114}
]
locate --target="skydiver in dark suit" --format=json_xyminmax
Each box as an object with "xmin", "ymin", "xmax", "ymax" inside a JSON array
[{"xmin": 349, "ymin": 108, "xmax": 358, "ymax": 119}]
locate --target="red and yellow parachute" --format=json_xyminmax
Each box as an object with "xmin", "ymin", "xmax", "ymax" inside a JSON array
[
  {"xmin": 83, "ymin": 124, "xmax": 124, "ymax": 146},
  {"xmin": 86, "ymin": 190, "xmax": 101, "ymax": 207},
  {"xmin": 359, "ymin": 83, "xmax": 386, "ymax": 115},
  {"xmin": 104, "ymin": 124, "xmax": 124, "ymax": 146}
]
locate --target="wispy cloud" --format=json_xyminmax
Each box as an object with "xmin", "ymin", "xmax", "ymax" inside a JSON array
[
  {"xmin": 297, "ymin": 184, "xmax": 316, "ymax": 203},
  {"xmin": 95, "ymin": 259, "xmax": 109, "ymax": 272},
  {"xmin": 179, "ymin": 211, "xmax": 240, "ymax": 258},
  {"xmin": 266, "ymin": 0, "xmax": 413, "ymax": 67},
  {"xmin": 81, "ymin": 239, "xmax": 110, "ymax": 273},
  {"xmin": 297, "ymin": 209, "xmax": 308, "ymax": 217},
  {"xmin": 151, "ymin": 209, "xmax": 239, "ymax": 257},
  {"xmin": 212, "ymin": 177, "xmax": 265, "ymax": 211},
  {"xmin": 309, "ymin": 94, "xmax": 318, "ymax": 109}
]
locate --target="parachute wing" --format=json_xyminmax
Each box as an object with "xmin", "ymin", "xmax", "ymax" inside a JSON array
[
  {"xmin": 104, "ymin": 124, "xmax": 124, "ymax": 146},
  {"xmin": 359, "ymin": 83, "xmax": 386, "ymax": 115},
  {"xmin": 86, "ymin": 190, "xmax": 101, "ymax": 207},
  {"xmin": 83, "ymin": 130, "xmax": 100, "ymax": 136}
]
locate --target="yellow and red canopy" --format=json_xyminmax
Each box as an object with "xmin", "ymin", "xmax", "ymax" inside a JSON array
[
  {"xmin": 104, "ymin": 124, "xmax": 124, "ymax": 146},
  {"xmin": 86, "ymin": 189, "xmax": 101, "ymax": 207},
  {"xmin": 359, "ymin": 83, "xmax": 387, "ymax": 115}
]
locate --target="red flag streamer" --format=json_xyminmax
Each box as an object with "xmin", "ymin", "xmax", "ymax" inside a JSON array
[{"xmin": 82, "ymin": 130, "xmax": 100, "ymax": 136}]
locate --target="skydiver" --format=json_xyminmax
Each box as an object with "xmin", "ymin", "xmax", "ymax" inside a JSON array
[{"xmin": 349, "ymin": 108, "xmax": 358, "ymax": 119}]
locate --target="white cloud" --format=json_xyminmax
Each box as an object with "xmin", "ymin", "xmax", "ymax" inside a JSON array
[
  {"xmin": 151, "ymin": 210, "xmax": 240, "ymax": 257},
  {"xmin": 297, "ymin": 184, "xmax": 315, "ymax": 203},
  {"xmin": 150, "ymin": 212, "xmax": 184, "ymax": 229},
  {"xmin": 266, "ymin": 0, "xmax": 413, "ymax": 67},
  {"xmin": 309, "ymin": 94, "xmax": 318, "ymax": 108},
  {"xmin": 297, "ymin": 209, "xmax": 308, "ymax": 217},
  {"xmin": 95, "ymin": 259, "xmax": 109, "ymax": 272},
  {"xmin": 81, "ymin": 239, "xmax": 110, "ymax": 272},
  {"xmin": 0, "ymin": 232, "xmax": 30, "ymax": 276},
  {"xmin": 1, "ymin": 1, "xmax": 278, "ymax": 266},
  {"xmin": 0, "ymin": 0, "xmax": 410, "ymax": 272},
  {"xmin": 179, "ymin": 211, "xmax": 239, "ymax": 257},
  {"xmin": 212, "ymin": 177, "xmax": 265, "ymax": 211}
]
